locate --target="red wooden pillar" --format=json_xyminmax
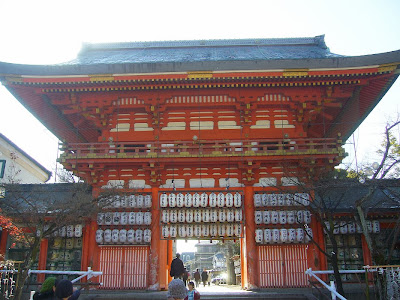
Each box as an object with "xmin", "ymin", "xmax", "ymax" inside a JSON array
[
  {"xmin": 167, "ymin": 239, "xmax": 173, "ymax": 283},
  {"xmin": 0, "ymin": 229, "xmax": 8, "ymax": 256},
  {"xmin": 361, "ymin": 236, "xmax": 374, "ymax": 283},
  {"xmin": 149, "ymin": 186, "xmax": 161, "ymax": 290},
  {"xmin": 37, "ymin": 239, "xmax": 48, "ymax": 282},
  {"xmin": 244, "ymin": 185, "xmax": 257, "ymax": 289},
  {"xmin": 240, "ymin": 236, "xmax": 247, "ymax": 289},
  {"xmin": 159, "ymin": 239, "xmax": 168, "ymax": 290}
]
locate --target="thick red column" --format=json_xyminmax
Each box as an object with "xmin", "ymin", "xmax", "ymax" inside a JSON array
[
  {"xmin": 37, "ymin": 239, "xmax": 48, "ymax": 282},
  {"xmin": 244, "ymin": 186, "xmax": 257, "ymax": 289},
  {"xmin": 0, "ymin": 229, "xmax": 8, "ymax": 256},
  {"xmin": 149, "ymin": 186, "xmax": 161, "ymax": 290}
]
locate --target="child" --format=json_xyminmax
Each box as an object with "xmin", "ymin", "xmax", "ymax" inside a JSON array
[{"xmin": 184, "ymin": 281, "xmax": 200, "ymax": 300}]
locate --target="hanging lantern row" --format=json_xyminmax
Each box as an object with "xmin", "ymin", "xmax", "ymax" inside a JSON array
[
  {"xmin": 162, "ymin": 223, "xmax": 243, "ymax": 239},
  {"xmin": 96, "ymin": 228, "xmax": 151, "ymax": 244},
  {"xmin": 254, "ymin": 193, "xmax": 310, "ymax": 207},
  {"xmin": 37, "ymin": 225, "xmax": 83, "ymax": 238},
  {"xmin": 324, "ymin": 220, "xmax": 380, "ymax": 234},
  {"xmin": 255, "ymin": 210, "xmax": 311, "ymax": 225},
  {"xmin": 160, "ymin": 192, "xmax": 242, "ymax": 208},
  {"xmin": 97, "ymin": 212, "xmax": 152, "ymax": 226},
  {"xmin": 101, "ymin": 194, "xmax": 152, "ymax": 209},
  {"xmin": 161, "ymin": 208, "xmax": 243, "ymax": 223},
  {"xmin": 255, "ymin": 228, "xmax": 313, "ymax": 244},
  {"xmin": 51, "ymin": 237, "xmax": 82, "ymax": 250}
]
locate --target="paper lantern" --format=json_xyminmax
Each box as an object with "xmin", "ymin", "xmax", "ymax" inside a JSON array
[
  {"xmin": 200, "ymin": 193, "xmax": 208, "ymax": 207},
  {"xmin": 145, "ymin": 195, "xmax": 152, "ymax": 208},
  {"xmin": 169, "ymin": 225, "xmax": 176, "ymax": 238},
  {"xmin": 75, "ymin": 238, "xmax": 83, "ymax": 249},
  {"xmin": 333, "ymin": 222, "xmax": 340, "ymax": 234},
  {"xmin": 104, "ymin": 229, "xmax": 112, "ymax": 243},
  {"xmin": 262, "ymin": 193, "xmax": 269, "ymax": 206},
  {"xmin": 127, "ymin": 229, "xmax": 136, "ymax": 243},
  {"xmin": 218, "ymin": 209, "xmax": 226, "ymax": 222},
  {"xmin": 210, "ymin": 210, "xmax": 218, "ymax": 223},
  {"xmin": 168, "ymin": 193, "xmax": 176, "ymax": 208},
  {"xmin": 210, "ymin": 224, "xmax": 218, "ymax": 237},
  {"xmin": 226, "ymin": 224, "xmax": 234, "ymax": 237},
  {"xmin": 74, "ymin": 225, "xmax": 82, "ymax": 237},
  {"xmin": 234, "ymin": 192, "xmax": 242, "ymax": 207},
  {"xmin": 112, "ymin": 212, "xmax": 121, "ymax": 225},
  {"xmin": 263, "ymin": 229, "xmax": 272, "ymax": 244},
  {"xmin": 253, "ymin": 194, "xmax": 262, "ymax": 207},
  {"xmin": 294, "ymin": 193, "xmax": 301, "ymax": 206},
  {"xmin": 255, "ymin": 211, "xmax": 263, "ymax": 225},
  {"xmin": 271, "ymin": 211, "xmax": 279, "ymax": 224},
  {"xmin": 218, "ymin": 224, "xmax": 226, "ymax": 236},
  {"xmin": 143, "ymin": 229, "xmax": 151, "ymax": 243},
  {"xmin": 112, "ymin": 229, "xmax": 119, "ymax": 243},
  {"xmin": 270, "ymin": 194, "xmax": 278, "ymax": 206},
  {"xmin": 303, "ymin": 210, "xmax": 312, "ymax": 224},
  {"xmin": 194, "ymin": 210, "xmax": 202, "ymax": 223},
  {"xmin": 225, "ymin": 193, "xmax": 233, "ymax": 207},
  {"xmin": 176, "ymin": 193, "xmax": 184, "ymax": 208},
  {"xmin": 277, "ymin": 194, "xmax": 285, "ymax": 206},
  {"xmin": 119, "ymin": 229, "xmax": 127, "ymax": 243},
  {"xmin": 202, "ymin": 209, "xmax": 210, "ymax": 222},
  {"xmin": 104, "ymin": 212, "xmax": 112, "ymax": 225},
  {"xmin": 296, "ymin": 228, "xmax": 304, "ymax": 243},
  {"xmin": 136, "ymin": 212, "xmax": 144, "ymax": 225},
  {"xmin": 255, "ymin": 229, "xmax": 263, "ymax": 243},
  {"xmin": 262, "ymin": 211, "xmax": 270, "ymax": 224},
  {"xmin": 347, "ymin": 222, "xmax": 356, "ymax": 234},
  {"xmin": 120, "ymin": 195, "xmax": 128, "ymax": 208},
  {"xmin": 279, "ymin": 211, "xmax": 287, "ymax": 224},
  {"xmin": 356, "ymin": 223, "xmax": 363, "ymax": 233},
  {"xmin": 217, "ymin": 193, "xmax": 225, "ymax": 207},
  {"xmin": 202, "ymin": 225, "xmax": 210, "ymax": 237},
  {"xmin": 340, "ymin": 221, "xmax": 348, "ymax": 234},
  {"xmin": 287, "ymin": 211, "xmax": 295, "ymax": 224},
  {"xmin": 129, "ymin": 195, "xmax": 137, "ymax": 208},
  {"xmin": 144, "ymin": 212, "xmax": 152, "ymax": 225},
  {"xmin": 59, "ymin": 226, "xmax": 66, "ymax": 237},
  {"xmin": 272, "ymin": 229, "xmax": 280, "ymax": 243},
  {"xmin": 301, "ymin": 193, "xmax": 310, "ymax": 206},
  {"xmin": 177, "ymin": 210, "xmax": 185, "ymax": 223},
  {"xmin": 296, "ymin": 211, "xmax": 303, "ymax": 224},
  {"xmin": 234, "ymin": 224, "xmax": 242, "ymax": 237},
  {"xmin": 185, "ymin": 210, "xmax": 194, "ymax": 223},
  {"xmin": 226, "ymin": 209, "xmax": 235, "ymax": 222},
  {"xmin": 288, "ymin": 229, "xmax": 296, "ymax": 243},
  {"xmin": 185, "ymin": 193, "xmax": 193, "ymax": 207},
  {"xmin": 209, "ymin": 193, "xmax": 217, "ymax": 207},
  {"xmin": 193, "ymin": 193, "xmax": 200, "ymax": 208},
  {"xmin": 372, "ymin": 220, "xmax": 380, "ymax": 233},
  {"xmin": 161, "ymin": 226, "xmax": 169, "ymax": 239},
  {"xmin": 96, "ymin": 229, "xmax": 104, "ymax": 244},
  {"xmin": 186, "ymin": 225, "xmax": 194, "ymax": 237},
  {"xmin": 169, "ymin": 210, "xmax": 177, "ymax": 223},
  {"xmin": 136, "ymin": 194, "xmax": 144, "ymax": 208},
  {"xmin": 113, "ymin": 195, "xmax": 121, "ymax": 208},
  {"xmin": 285, "ymin": 194, "xmax": 294, "ymax": 206},
  {"xmin": 97, "ymin": 213, "xmax": 104, "ymax": 225},
  {"xmin": 135, "ymin": 229, "xmax": 143, "ymax": 243},
  {"xmin": 280, "ymin": 228, "xmax": 288, "ymax": 243},
  {"xmin": 235, "ymin": 209, "xmax": 243, "ymax": 222},
  {"xmin": 194, "ymin": 225, "xmax": 202, "ymax": 237},
  {"xmin": 129, "ymin": 212, "xmax": 137, "ymax": 225},
  {"xmin": 67, "ymin": 225, "xmax": 74, "ymax": 238},
  {"xmin": 366, "ymin": 221, "xmax": 373, "ymax": 233},
  {"xmin": 305, "ymin": 228, "xmax": 313, "ymax": 243},
  {"xmin": 160, "ymin": 194, "xmax": 168, "ymax": 208},
  {"xmin": 178, "ymin": 225, "xmax": 186, "ymax": 238},
  {"xmin": 120, "ymin": 212, "xmax": 128, "ymax": 225}
]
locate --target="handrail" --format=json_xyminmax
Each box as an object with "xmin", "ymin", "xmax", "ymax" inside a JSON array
[
  {"xmin": 28, "ymin": 267, "xmax": 102, "ymax": 283},
  {"xmin": 305, "ymin": 268, "xmax": 347, "ymax": 300}
]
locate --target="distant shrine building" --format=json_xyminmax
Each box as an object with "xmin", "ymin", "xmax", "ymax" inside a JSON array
[{"xmin": 1, "ymin": 36, "xmax": 400, "ymax": 290}]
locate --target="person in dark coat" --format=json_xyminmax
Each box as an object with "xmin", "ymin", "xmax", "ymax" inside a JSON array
[
  {"xmin": 201, "ymin": 269, "xmax": 208, "ymax": 287},
  {"xmin": 182, "ymin": 267, "xmax": 189, "ymax": 286},
  {"xmin": 193, "ymin": 269, "xmax": 201, "ymax": 287},
  {"xmin": 170, "ymin": 253, "xmax": 185, "ymax": 279}
]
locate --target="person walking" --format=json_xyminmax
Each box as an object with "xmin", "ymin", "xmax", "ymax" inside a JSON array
[
  {"xmin": 193, "ymin": 269, "xmax": 201, "ymax": 288},
  {"xmin": 182, "ymin": 268, "xmax": 189, "ymax": 286},
  {"xmin": 201, "ymin": 269, "xmax": 208, "ymax": 287},
  {"xmin": 170, "ymin": 253, "xmax": 185, "ymax": 279}
]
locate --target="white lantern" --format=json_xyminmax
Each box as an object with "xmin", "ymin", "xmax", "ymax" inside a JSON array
[
  {"xmin": 119, "ymin": 229, "xmax": 127, "ymax": 243},
  {"xmin": 372, "ymin": 220, "xmax": 380, "ymax": 233},
  {"xmin": 67, "ymin": 225, "xmax": 74, "ymax": 238},
  {"xmin": 120, "ymin": 195, "xmax": 128, "ymax": 208},
  {"xmin": 194, "ymin": 225, "xmax": 202, "ymax": 237},
  {"xmin": 145, "ymin": 195, "xmax": 152, "ymax": 208},
  {"xmin": 277, "ymin": 194, "xmax": 285, "ymax": 206},
  {"xmin": 97, "ymin": 213, "xmax": 105, "ymax": 225},
  {"xmin": 136, "ymin": 212, "xmax": 144, "ymax": 225},
  {"xmin": 235, "ymin": 209, "xmax": 243, "ymax": 222},
  {"xmin": 160, "ymin": 194, "xmax": 168, "ymax": 208},
  {"xmin": 210, "ymin": 224, "xmax": 218, "ymax": 237},
  {"xmin": 104, "ymin": 229, "xmax": 112, "ymax": 243},
  {"xmin": 264, "ymin": 229, "xmax": 272, "ymax": 244},
  {"xmin": 127, "ymin": 229, "xmax": 136, "ymax": 243},
  {"xmin": 202, "ymin": 209, "xmax": 210, "ymax": 222},
  {"xmin": 185, "ymin": 193, "xmax": 193, "ymax": 207},
  {"xmin": 305, "ymin": 228, "xmax": 313, "ymax": 243},
  {"xmin": 287, "ymin": 211, "xmax": 295, "ymax": 224},
  {"xmin": 113, "ymin": 212, "xmax": 121, "ymax": 225},
  {"xmin": 129, "ymin": 195, "xmax": 137, "ymax": 208},
  {"xmin": 285, "ymin": 194, "xmax": 294, "ymax": 206},
  {"xmin": 262, "ymin": 193, "xmax": 269, "ymax": 206},
  {"xmin": 105, "ymin": 212, "xmax": 113, "ymax": 225},
  {"xmin": 304, "ymin": 211, "xmax": 312, "ymax": 224},
  {"xmin": 356, "ymin": 223, "xmax": 363, "ymax": 233},
  {"xmin": 120, "ymin": 212, "xmax": 128, "ymax": 225},
  {"xmin": 333, "ymin": 222, "xmax": 340, "ymax": 234},
  {"xmin": 209, "ymin": 193, "xmax": 217, "ymax": 207},
  {"xmin": 194, "ymin": 210, "xmax": 202, "ymax": 223},
  {"xmin": 271, "ymin": 211, "xmax": 279, "ymax": 224},
  {"xmin": 210, "ymin": 210, "xmax": 218, "ymax": 223},
  {"xmin": 144, "ymin": 212, "xmax": 152, "ymax": 225},
  {"xmin": 294, "ymin": 193, "xmax": 301, "ymax": 206},
  {"xmin": 186, "ymin": 225, "xmax": 194, "ymax": 237},
  {"xmin": 168, "ymin": 225, "xmax": 176, "ymax": 238},
  {"xmin": 280, "ymin": 228, "xmax": 288, "ymax": 243},
  {"xmin": 226, "ymin": 224, "xmax": 234, "ymax": 237},
  {"xmin": 340, "ymin": 221, "xmax": 348, "ymax": 234},
  {"xmin": 143, "ymin": 229, "xmax": 151, "ymax": 243},
  {"xmin": 169, "ymin": 210, "xmax": 177, "ymax": 223},
  {"xmin": 255, "ymin": 211, "xmax": 263, "ymax": 225},
  {"xmin": 234, "ymin": 224, "xmax": 242, "ymax": 237},
  {"xmin": 366, "ymin": 221, "xmax": 373, "ymax": 233},
  {"xmin": 254, "ymin": 194, "xmax": 262, "ymax": 207},
  {"xmin": 202, "ymin": 225, "xmax": 210, "ymax": 237},
  {"xmin": 135, "ymin": 229, "xmax": 143, "ymax": 243},
  {"xmin": 324, "ymin": 221, "xmax": 330, "ymax": 233},
  {"xmin": 168, "ymin": 193, "xmax": 176, "ymax": 208},
  {"xmin": 96, "ymin": 229, "xmax": 104, "ymax": 244},
  {"xmin": 74, "ymin": 225, "xmax": 82, "ymax": 237},
  {"xmin": 272, "ymin": 229, "xmax": 280, "ymax": 243},
  {"xmin": 255, "ymin": 229, "xmax": 263, "ymax": 243},
  {"xmin": 113, "ymin": 195, "xmax": 121, "ymax": 208},
  {"xmin": 279, "ymin": 211, "xmax": 287, "ymax": 224},
  {"xmin": 288, "ymin": 229, "xmax": 296, "ymax": 243},
  {"xmin": 296, "ymin": 228, "xmax": 304, "ymax": 243},
  {"xmin": 296, "ymin": 211, "xmax": 303, "ymax": 224},
  {"xmin": 234, "ymin": 192, "xmax": 242, "ymax": 207},
  {"xmin": 136, "ymin": 194, "xmax": 144, "ymax": 208},
  {"xmin": 226, "ymin": 209, "xmax": 235, "ymax": 222},
  {"xmin": 177, "ymin": 210, "xmax": 185, "ymax": 223},
  {"xmin": 348, "ymin": 222, "xmax": 356, "ymax": 234},
  {"xmin": 219, "ymin": 209, "xmax": 226, "ymax": 222},
  {"xmin": 176, "ymin": 193, "xmax": 184, "ymax": 208},
  {"xmin": 301, "ymin": 193, "xmax": 310, "ymax": 206},
  {"xmin": 112, "ymin": 229, "xmax": 119, "ymax": 243},
  {"xmin": 200, "ymin": 193, "xmax": 208, "ymax": 207},
  {"xmin": 178, "ymin": 225, "xmax": 186, "ymax": 238},
  {"xmin": 185, "ymin": 210, "xmax": 194, "ymax": 223},
  {"xmin": 270, "ymin": 194, "xmax": 278, "ymax": 206},
  {"xmin": 59, "ymin": 226, "xmax": 66, "ymax": 237},
  {"xmin": 217, "ymin": 193, "xmax": 225, "ymax": 207},
  {"xmin": 193, "ymin": 193, "xmax": 200, "ymax": 208},
  {"xmin": 218, "ymin": 224, "xmax": 226, "ymax": 236},
  {"xmin": 225, "ymin": 193, "xmax": 233, "ymax": 207},
  {"xmin": 161, "ymin": 226, "xmax": 169, "ymax": 239},
  {"xmin": 262, "ymin": 211, "xmax": 271, "ymax": 224},
  {"xmin": 129, "ymin": 212, "xmax": 137, "ymax": 225}
]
